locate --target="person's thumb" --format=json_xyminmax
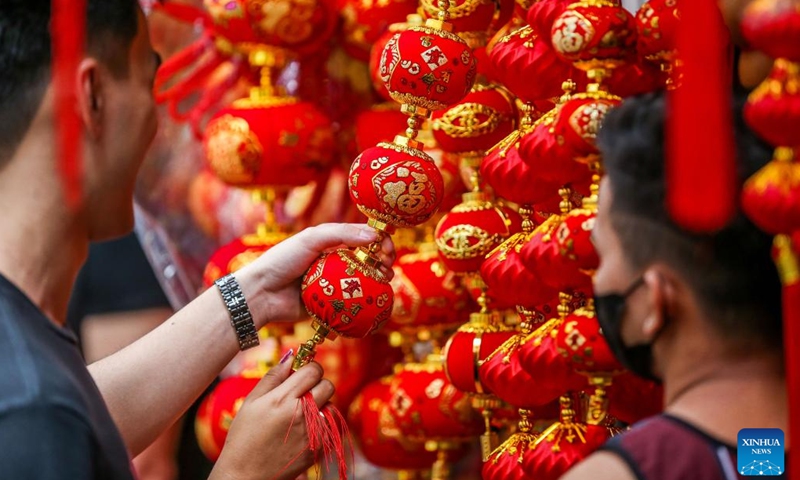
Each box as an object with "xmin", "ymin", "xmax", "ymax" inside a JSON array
[
  {"xmin": 300, "ymin": 223, "xmax": 378, "ymax": 252},
  {"xmin": 247, "ymin": 357, "xmax": 293, "ymax": 399}
]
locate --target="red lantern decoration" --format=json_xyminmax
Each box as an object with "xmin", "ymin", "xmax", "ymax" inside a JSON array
[
  {"xmin": 518, "ymin": 219, "xmax": 594, "ymax": 292},
  {"xmin": 550, "ymin": 0, "xmax": 637, "ymax": 67},
  {"xmin": 481, "ymin": 141, "xmax": 560, "ymax": 206},
  {"xmin": 443, "ymin": 322, "xmax": 516, "ymax": 394},
  {"xmin": 744, "ymin": 60, "xmax": 800, "ymax": 149},
  {"xmin": 740, "ymin": 0, "xmax": 800, "ymax": 62},
  {"xmin": 204, "ymin": 99, "xmax": 335, "ymax": 188},
  {"xmin": 379, "ymin": 25, "xmax": 478, "ymax": 110},
  {"xmin": 552, "ymin": 208, "xmax": 599, "ymax": 272},
  {"xmin": 419, "ymin": 0, "xmax": 497, "ymax": 36},
  {"xmin": 555, "ymin": 307, "xmax": 622, "ymax": 374},
  {"xmin": 552, "ymin": 93, "xmax": 622, "ymax": 159},
  {"xmin": 348, "ymin": 142, "xmax": 445, "ymax": 228},
  {"xmin": 204, "ymin": 0, "xmax": 338, "ymax": 56},
  {"xmin": 195, "ymin": 375, "xmax": 260, "ymax": 462},
  {"xmin": 386, "ymin": 359, "xmax": 484, "ymax": 441},
  {"xmin": 430, "ymin": 83, "xmax": 518, "ymax": 154},
  {"xmin": 635, "ymin": 0, "xmax": 680, "ymax": 64},
  {"xmin": 202, "ymin": 233, "xmax": 285, "ymax": 287},
  {"xmin": 370, "ymin": 22, "xmax": 412, "ymax": 102},
  {"xmin": 348, "ymin": 378, "xmax": 439, "ymax": 471},
  {"xmin": 389, "ymin": 247, "xmax": 472, "ymax": 331},
  {"xmin": 488, "ymin": 25, "xmax": 581, "ymax": 103},
  {"xmin": 301, "ymin": 250, "xmax": 394, "ymax": 338},
  {"xmin": 517, "ymin": 109, "xmax": 592, "ymax": 186},
  {"xmin": 340, "ymin": 0, "xmax": 419, "ymax": 61},
  {"xmin": 607, "ymin": 373, "xmax": 664, "ymax": 425},
  {"xmin": 741, "ymin": 148, "xmax": 800, "ymax": 235},
  {"xmin": 435, "ymin": 195, "xmax": 518, "ymax": 274}
]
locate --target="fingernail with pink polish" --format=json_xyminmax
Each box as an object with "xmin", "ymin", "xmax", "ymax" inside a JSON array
[{"xmin": 280, "ymin": 349, "xmax": 294, "ymax": 364}]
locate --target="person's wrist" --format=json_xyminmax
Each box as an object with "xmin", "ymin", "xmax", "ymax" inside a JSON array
[{"xmin": 234, "ymin": 262, "xmax": 272, "ymax": 330}]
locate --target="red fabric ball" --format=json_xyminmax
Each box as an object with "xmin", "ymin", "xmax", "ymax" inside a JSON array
[
  {"xmin": 488, "ymin": 25, "xmax": 582, "ymax": 103},
  {"xmin": 744, "ymin": 60, "xmax": 800, "ymax": 148},
  {"xmin": 348, "ymin": 378, "xmax": 439, "ymax": 470},
  {"xmin": 349, "ymin": 142, "xmax": 445, "ymax": 228},
  {"xmin": 443, "ymin": 328, "xmax": 517, "ymax": 394},
  {"xmin": 419, "ymin": 0, "xmax": 497, "ymax": 34},
  {"xmin": 370, "ymin": 25, "xmax": 408, "ymax": 102},
  {"xmin": 204, "ymin": 0, "xmax": 337, "ymax": 55},
  {"xmin": 552, "ymin": 93, "xmax": 622, "ymax": 159},
  {"xmin": 204, "ymin": 100, "xmax": 335, "ymax": 188},
  {"xmin": 202, "ymin": 234, "xmax": 282, "ymax": 287},
  {"xmin": 481, "ymin": 140, "xmax": 560, "ymax": 206},
  {"xmin": 606, "ymin": 61, "xmax": 667, "ymax": 97},
  {"xmin": 517, "ymin": 110, "xmax": 592, "ymax": 185},
  {"xmin": 556, "ymin": 308, "xmax": 622, "ymax": 373},
  {"xmin": 552, "ymin": 208, "xmax": 599, "ymax": 272},
  {"xmin": 741, "ymin": 152, "xmax": 800, "ymax": 234},
  {"xmin": 354, "ymin": 105, "xmax": 409, "ymax": 152},
  {"xmin": 518, "ymin": 218, "xmax": 594, "ymax": 292},
  {"xmin": 430, "ymin": 83, "xmax": 518, "ymax": 154},
  {"xmin": 301, "ymin": 250, "xmax": 394, "ymax": 338},
  {"xmin": 388, "ymin": 247, "xmax": 472, "ymax": 330},
  {"xmin": 741, "ymin": 0, "xmax": 800, "ymax": 63},
  {"xmin": 195, "ymin": 375, "xmax": 259, "ymax": 462},
  {"xmin": 635, "ymin": 0, "xmax": 680, "ymax": 63},
  {"xmin": 379, "ymin": 26, "xmax": 478, "ymax": 110},
  {"xmin": 387, "ymin": 361, "xmax": 484, "ymax": 441},
  {"xmin": 435, "ymin": 198, "xmax": 516, "ymax": 274},
  {"xmin": 550, "ymin": 2, "xmax": 637, "ymax": 66},
  {"xmin": 340, "ymin": 0, "xmax": 419, "ymax": 61},
  {"xmin": 521, "ymin": 423, "xmax": 613, "ymax": 479}
]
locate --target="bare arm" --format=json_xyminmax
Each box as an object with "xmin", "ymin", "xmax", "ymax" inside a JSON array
[{"xmin": 88, "ymin": 224, "xmax": 394, "ymax": 456}]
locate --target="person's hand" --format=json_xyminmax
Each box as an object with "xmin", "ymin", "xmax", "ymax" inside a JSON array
[
  {"xmin": 209, "ymin": 357, "xmax": 333, "ymax": 480},
  {"xmin": 240, "ymin": 223, "xmax": 396, "ymax": 326}
]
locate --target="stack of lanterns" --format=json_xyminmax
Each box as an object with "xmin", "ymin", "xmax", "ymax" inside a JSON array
[{"xmin": 150, "ymin": 0, "xmax": 697, "ymax": 477}]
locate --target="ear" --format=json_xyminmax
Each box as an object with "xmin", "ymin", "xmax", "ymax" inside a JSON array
[
  {"xmin": 76, "ymin": 58, "xmax": 103, "ymax": 138},
  {"xmin": 641, "ymin": 267, "xmax": 673, "ymax": 338}
]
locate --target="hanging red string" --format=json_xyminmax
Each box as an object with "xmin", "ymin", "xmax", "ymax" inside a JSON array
[
  {"xmin": 667, "ymin": 0, "xmax": 736, "ymax": 233},
  {"xmin": 51, "ymin": 0, "xmax": 86, "ymax": 208}
]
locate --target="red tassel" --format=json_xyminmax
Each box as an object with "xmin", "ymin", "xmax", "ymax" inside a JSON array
[
  {"xmin": 667, "ymin": 0, "xmax": 736, "ymax": 232},
  {"xmin": 774, "ymin": 234, "xmax": 800, "ymax": 480},
  {"xmin": 299, "ymin": 393, "xmax": 351, "ymax": 480},
  {"xmin": 51, "ymin": 0, "xmax": 86, "ymax": 208}
]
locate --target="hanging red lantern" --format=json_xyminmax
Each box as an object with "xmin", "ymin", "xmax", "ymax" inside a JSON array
[
  {"xmin": 518, "ymin": 219, "xmax": 594, "ymax": 292},
  {"xmin": 740, "ymin": 0, "xmax": 800, "ymax": 62},
  {"xmin": 741, "ymin": 148, "xmax": 800, "ymax": 235},
  {"xmin": 348, "ymin": 378, "xmax": 439, "ymax": 471},
  {"xmin": 481, "ymin": 141, "xmax": 560, "ymax": 206},
  {"xmin": 635, "ymin": 0, "xmax": 680, "ymax": 64},
  {"xmin": 488, "ymin": 25, "xmax": 581, "ymax": 103},
  {"xmin": 378, "ymin": 25, "xmax": 478, "ymax": 110},
  {"xmin": 386, "ymin": 358, "xmax": 484, "ymax": 441},
  {"xmin": 202, "ymin": 233, "xmax": 287, "ymax": 287},
  {"xmin": 195, "ymin": 375, "xmax": 260, "ymax": 462},
  {"xmin": 419, "ymin": 0, "xmax": 498, "ymax": 36},
  {"xmin": 552, "ymin": 208, "xmax": 599, "ymax": 273},
  {"xmin": 443, "ymin": 321, "xmax": 516, "ymax": 394},
  {"xmin": 430, "ymin": 83, "xmax": 518, "ymax": 154},
  {"xmin": 552, "ymin": 93, "xmax": 622, "ymax": 159},
  {"xmin": 340, "ymin": 0, "xmax": 419, "ymax": 61},
  {"xmin": 555, "ymin": 307, "xmax": 622, "ymax": 374},
  {"xmin": 301, "ymin": 250, "xmax": 394, "ymax": 339},
  {"xmin": 517, "ymin": 109, "xmax": 592, "ymax": 186},
  {"xmin": 550, "ymin": 0, "xmax": 637, "ymax": 68},
  {"xmin": 744, "ymin": 60, "xmax": 800, "ymax": 149},
  {"xmin": 435, "ymin": 194, "xmax": 518, "ymax": 274},
  {"xmin": 388, "ymin": 246, "xmax": 472, "ymax": 331},
  {"xmin": 348, "ymin": 142, "xmax": 445, "ymax": 229},
  {"xmin": 607, "ymin": 373, "xmax": 664, "ymax": 425},
  {"xmin": 204, "ymin": 99, "xmax": 335, "ymax": 188},
  {"xmin": 369, "ymin": 22, "xmax": 413, "ymax": 102}
]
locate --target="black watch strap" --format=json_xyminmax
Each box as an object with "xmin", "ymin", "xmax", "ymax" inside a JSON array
[{"xmin": 214, "ymin": 274, "xmax": 259, "ymax": 351}]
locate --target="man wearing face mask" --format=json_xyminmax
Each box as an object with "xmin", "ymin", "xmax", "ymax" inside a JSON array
[{"xmin": 561, "ymin": 91, "xmax": 786, "ymax": 480}]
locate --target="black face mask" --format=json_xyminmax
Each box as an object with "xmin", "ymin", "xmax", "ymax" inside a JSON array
[{"xmin": 594, "ymin": 277, "xmax": 663, "ymax": 383}]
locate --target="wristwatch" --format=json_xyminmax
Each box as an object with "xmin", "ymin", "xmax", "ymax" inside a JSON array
[{"xmin": 214, "ymin": 274, "xmax": 260, "ymax": 351}]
